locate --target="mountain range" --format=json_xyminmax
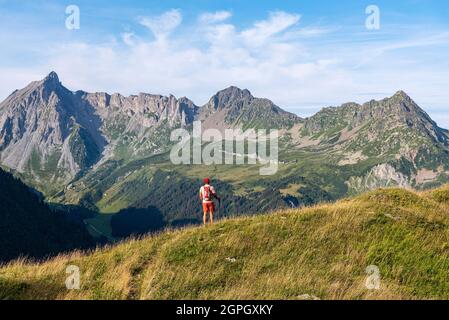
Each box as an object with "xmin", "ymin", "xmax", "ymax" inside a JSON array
[
  {"xmin": 1, "ymin": 72, "xmax": 449, "ymax": 244},
  {"xmin": 0, "ymin": 72, "xmax": 297, "ymax": 191}
]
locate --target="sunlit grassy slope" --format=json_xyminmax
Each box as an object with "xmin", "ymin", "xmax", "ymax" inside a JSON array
[{"xmin": 1, "ymin": 186, "xmax": 449, "ymax": 300}]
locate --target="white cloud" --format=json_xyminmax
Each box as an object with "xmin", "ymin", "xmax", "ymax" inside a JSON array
[
  {"xmin": 380, "ymin": 31, "xmax": 449, "ymax": 53},
  {"xmin": 199, "ymin": 11, "xmax": 232, "ymax": 24},
  {"xmin": 138, "ymin": 9, "xmax": 182, "ymax": 41},
  {"xmin": 241, "ymin": 11, "xmax": 301, "ymax": 46},
  {"xmin": 281, "ymin": 26, "xmax": 336, "ymax": 40},
  {"xmin": 1, "ymin": 9, "xmax": 448, "ymax": 128},
  {"xmin": 204, "ymin": 23, "xmax": 236, "ymax": 44}
]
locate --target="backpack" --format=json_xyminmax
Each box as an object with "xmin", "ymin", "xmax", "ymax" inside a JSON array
[{"xmin": 203, "ymin": 185, "xmax": 211, "ymax": 201}]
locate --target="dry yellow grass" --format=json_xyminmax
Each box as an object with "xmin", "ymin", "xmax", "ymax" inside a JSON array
[{"xmin": 1, "ymin": 186, "xmax": 449, "ymax": 300}]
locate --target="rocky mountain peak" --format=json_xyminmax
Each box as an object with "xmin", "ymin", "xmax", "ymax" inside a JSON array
[
  {"xmin": 385, "ymin": 92, "xmax": 439, "ymax": 131},
  {"xmin": 360, "ymin": 90, "xmax": 424, "ymax": 118},
  {"xmin": 393, "ymin": 90, "xmax": 410, "ymax": 99},
  {"xmin": 218, "ymin": 86, "xmax": 252, "ymax": 98},
  {"xmin": 206, "ymin": 86, "xmax": 253, "ymax": 111},
  {"xmin": 39, "ymin": 71, "xmax": 62, "ymax": 91},
  {"xmin": 388, "ymin": 90, "xmax": 417, "ymax": 109},
  {"xmin": 44, "ymin": 71, "xmax": 60, "ymax": 82},
  {"xmin": 303, "ymin": 90, "xmax": 447, "ymax": 150}
]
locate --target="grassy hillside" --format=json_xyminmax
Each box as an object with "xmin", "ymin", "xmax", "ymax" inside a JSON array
[{"xmin": 1, "ymin": 186, "xmax": 449, "ymax": 300}]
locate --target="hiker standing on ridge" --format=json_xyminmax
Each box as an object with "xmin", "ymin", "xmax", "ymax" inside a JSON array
[{"xmin": 199, "ymin": 178, "xmax": 221, "ymax": 225}]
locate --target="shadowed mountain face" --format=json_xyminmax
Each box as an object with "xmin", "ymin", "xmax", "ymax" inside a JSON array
[{"xmin": 0, "ymin": 167, "xmax": 95, "ymax": 262}]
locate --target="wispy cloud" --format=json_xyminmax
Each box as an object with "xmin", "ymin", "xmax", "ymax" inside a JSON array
[
  {"xmin": 281, "ymin": 26, "xmax": 336, "ymax": 40},
  {"xmin": 199, "ymin": 11, "xmax": 232, "ymax": 24},
  {"xmin": 138, "ymin": 9, "xmax": 182, "ymax": 41},
  {"xmin": 374, "ymin": 31, "xmax": 449, "ymax": 54},
  {"xmin": 241, "ymin": 11, "xmax": 301, "ymax": 46},
  {"xmin": 0, "ymin": 6, "xmax": 448, "ymax": 127},
  {"xmin": 37, "ymin": 10, "xmax": 331, "ymax": 105}
]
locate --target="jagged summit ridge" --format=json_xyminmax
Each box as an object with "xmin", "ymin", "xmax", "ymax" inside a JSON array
[
  {"xmin": 0, "ymin": 73, "xmax": 297, "ymax": 187},
  {"xmin": 44, "ymin": 71, "xmax": 60, "ymax": 83},
  {"xmin": 0, "ymin": 72, "xmax": 447, "ymax": 193},
  {"xmin": 207, "ymin": 86, "xmax": 254, "ymax": 110}
]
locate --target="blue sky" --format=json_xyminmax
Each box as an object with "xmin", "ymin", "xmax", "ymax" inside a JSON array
[{"xmin": 1, "ymin": 0, "xmax": 449, "ymax": 126}]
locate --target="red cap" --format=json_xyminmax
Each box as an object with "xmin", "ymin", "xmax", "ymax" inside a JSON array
[{"xmin": 203, "ymin": 178, "xmax": 210, "ymax": 184}]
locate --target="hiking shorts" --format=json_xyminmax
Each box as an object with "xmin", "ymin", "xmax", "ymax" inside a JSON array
[{"xmin": 202, "ymin": 202, "xmax": 215, "ymax": 215}]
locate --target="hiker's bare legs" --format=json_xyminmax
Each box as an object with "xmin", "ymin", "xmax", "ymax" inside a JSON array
[{"xmin": 202, "ymin": 210, "xmax": 214, "ymax": 225}]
